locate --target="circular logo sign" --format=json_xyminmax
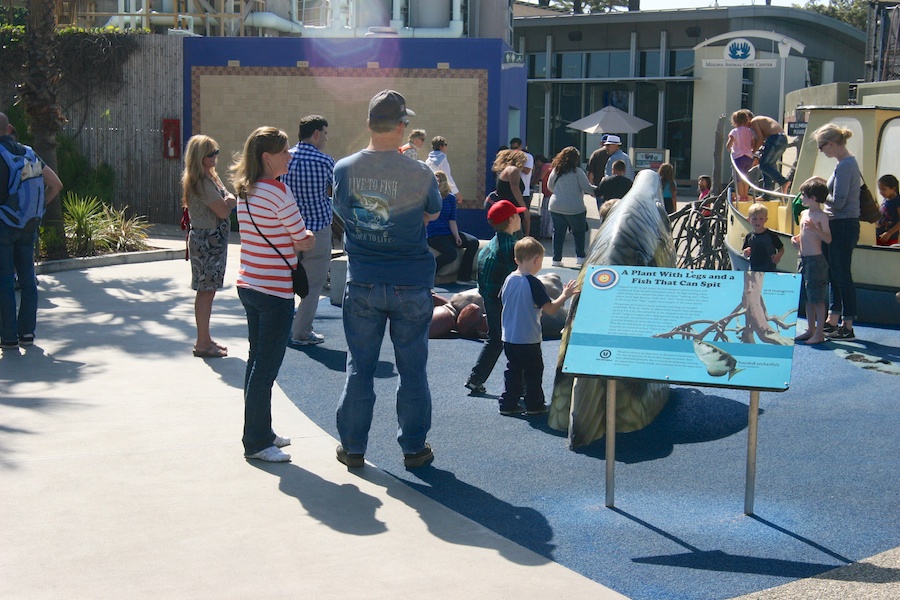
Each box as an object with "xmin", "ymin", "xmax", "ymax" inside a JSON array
[{"xmin": 590, "ymin": 268, "xmax": 619, "ymax": 290}]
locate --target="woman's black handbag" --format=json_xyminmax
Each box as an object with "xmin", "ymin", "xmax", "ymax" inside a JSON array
[{"xmin": 858, "ymin": 182, "xmax": 880, "ymax": 223}]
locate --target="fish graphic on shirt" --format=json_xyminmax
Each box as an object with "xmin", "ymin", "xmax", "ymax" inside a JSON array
[{"xmin": 693, "ymin": 340, "xmax": 743, "ymax": 379}]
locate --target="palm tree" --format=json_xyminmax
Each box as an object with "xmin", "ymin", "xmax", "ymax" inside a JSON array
[{"xmin": 20, "ymin": 0, "xmax": 67, "ymax": 258}]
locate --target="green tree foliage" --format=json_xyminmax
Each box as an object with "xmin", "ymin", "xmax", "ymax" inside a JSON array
[
  {"xmin": 21, "ymin": 0, "xmax": 67, "ymax": 258},
  {"xmin": 800, "ymin": 0, "xmax": 867, "ymax": 32}
]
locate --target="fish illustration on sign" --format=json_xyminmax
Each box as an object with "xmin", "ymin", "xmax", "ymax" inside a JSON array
[{"xmin": 693, "ymin": 339, "xmax": 743, "ymax": 379}]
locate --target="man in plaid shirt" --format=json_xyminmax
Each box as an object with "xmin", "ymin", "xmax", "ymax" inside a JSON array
[{"xmin": 283, "ymin": 115, "xmax": 335, "ymax": 345}]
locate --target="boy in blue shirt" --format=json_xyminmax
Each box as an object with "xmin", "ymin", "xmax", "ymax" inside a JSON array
[{"xmin": 498, "ymin": 236, "xmax": 576, "ymax": 416}]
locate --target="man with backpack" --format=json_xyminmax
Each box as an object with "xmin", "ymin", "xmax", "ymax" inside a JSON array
[{"xmin": 0, "ymin": 112, "xmax": 63, "ymax": 349}]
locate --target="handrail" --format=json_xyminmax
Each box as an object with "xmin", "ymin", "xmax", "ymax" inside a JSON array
[{"xmin": 729, "ymin": 155, "xmax": 794, "ymax": 202}]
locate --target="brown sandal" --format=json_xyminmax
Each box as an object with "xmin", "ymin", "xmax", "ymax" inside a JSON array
[{"xmin": 193, "ymin": 344, "xmax": 227, "ymax": 358}]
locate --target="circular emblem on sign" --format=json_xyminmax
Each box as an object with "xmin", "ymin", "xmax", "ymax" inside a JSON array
[
  {"xmin": 599, "ymin": 349, "xmax": 612, "ymax": 359},
  {"xmin": 590, "ymin": 268, "xmax": 619, "ymax": 290},
  {"xmin": 725, "ymin": 38, "xmax": 755, "ymax": 61}
]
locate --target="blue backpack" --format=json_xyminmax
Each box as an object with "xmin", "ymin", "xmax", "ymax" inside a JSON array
[{"xmin": 0, "ymin": 142, "xmax": 46, "ymax": 232}]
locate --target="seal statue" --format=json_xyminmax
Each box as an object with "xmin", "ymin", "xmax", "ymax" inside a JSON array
[{"xmin": 548, "ymin": 170, "xmax": 676, "ymax": 448}]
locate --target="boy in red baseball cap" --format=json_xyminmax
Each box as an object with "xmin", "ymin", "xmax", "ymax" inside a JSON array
[{"xmin": 465, "ymin": 200, "xmax": 526, "ymax": 394}]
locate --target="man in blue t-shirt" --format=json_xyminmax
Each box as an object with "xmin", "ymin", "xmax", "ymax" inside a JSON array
[{"xmin": 332, "ymin": 90, "xmax": 442, "ymax": 469}]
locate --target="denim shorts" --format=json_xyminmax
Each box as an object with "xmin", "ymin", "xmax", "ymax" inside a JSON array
[{"xmin": 800, "ymin": 254, "xmax": 829, "ymax": 304}]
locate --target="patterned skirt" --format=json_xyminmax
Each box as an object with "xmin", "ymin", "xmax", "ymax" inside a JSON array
[{"xmin": 189, "ymin": 220, "xmax": 229, "ymax": 291}]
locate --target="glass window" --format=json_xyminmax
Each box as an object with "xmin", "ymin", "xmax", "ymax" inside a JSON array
[
  {"xmin": 553, "ymin": 83, "xmax": 586, "ymax": 153},
  {"xmin": 669, "ymin": 50, "xmax": 694, "ymax": 77},
  {"xmin": 529, "ymin": 53, "xmax": 547, "ymax": 79},
  {"xmin": 587, "ymin": 51, "xmax": 631, "ymax": 78},
  {"xmin": 638, "ymin": 51, "xmax": 660, "ymax": 78},
  {"xmin": 665, "ymin": 82, "xmax": 694, "ymax": 178},
  {"xmin": 634, "ymin": 82, "xmax": 659, "ymax": 149},
  {"xmin": 741, "ymin": 68, "xmax": 754, "ymax": 111},
  {"xmin": 556, "ymin": 53, "xmax": 584, "ymax": 79},
  {"xmin": 526, "ymin": 84, "xmax": 547, "ymax": 158},
  {"xmin": 807, "ymin": 59, "xmax": 823, "ymax": 86}
]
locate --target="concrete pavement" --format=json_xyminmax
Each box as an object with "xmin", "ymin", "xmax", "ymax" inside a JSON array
[{"xmin": 0, "ymin": 237, "xmax": 623, "ymax": 599}]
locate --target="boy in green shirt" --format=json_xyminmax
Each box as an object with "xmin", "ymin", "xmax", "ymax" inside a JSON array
[{"xmin": 465, "ymin": 200, "xmax": 525, "ymax": 394}]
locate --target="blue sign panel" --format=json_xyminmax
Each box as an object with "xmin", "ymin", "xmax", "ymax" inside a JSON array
[{"xmin": 563, "ymin": 266, "xmax": 802, "ymax": 391}]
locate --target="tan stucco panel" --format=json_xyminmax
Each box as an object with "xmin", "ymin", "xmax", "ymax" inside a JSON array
[{"xmin": 193, "ymin": 67, "xmax": 487, "ymax": 200}]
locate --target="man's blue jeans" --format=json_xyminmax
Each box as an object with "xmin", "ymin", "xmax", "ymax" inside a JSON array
[
  {"xmin": 0, "ymin": 224, "xmax": 38, "ymax": 344},
  {"xmin": 823, "ymin": 218, "xmax": 859, "ymax": 321},
  {"xmin": 238, "ymin": 286, "xmax": 294, "ymax": 455},
  {"xmin": 336, "ymin": 282, "xmax": 432, "ymax": 455},
  {"xmin": 760, "ymin": 133, "xmax": 789, "ymax": 189}
]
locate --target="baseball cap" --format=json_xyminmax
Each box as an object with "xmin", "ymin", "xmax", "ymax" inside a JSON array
[
  {"xmin": 487, "ymin": 199, "xmax": 527, "ymax": 224},
  {"xmin": 605, "ymin": 134, "xmax": 622, "ymax": 145},
  {"xmin": 368, "ymin": 90, "xmax": 416, "ymax": 122}
]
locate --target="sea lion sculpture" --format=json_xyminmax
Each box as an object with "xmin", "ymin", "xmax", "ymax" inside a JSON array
[
  {"xmin": 447, "ymin": 273, "xmax": 568, "ymax": 339},
  {"xmin": 548, "ymin": 170, "xmax": 676, "ymax": 448}
]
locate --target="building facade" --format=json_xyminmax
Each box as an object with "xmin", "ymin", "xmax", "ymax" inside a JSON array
[{"xmin": 514, "ymin": 5, "xmax": 865, "ymax": 181}]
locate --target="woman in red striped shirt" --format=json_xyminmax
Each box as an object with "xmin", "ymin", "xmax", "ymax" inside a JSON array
[{"xmin": 230, "ymin": 127, "xmax": 315, "ymax": 463}]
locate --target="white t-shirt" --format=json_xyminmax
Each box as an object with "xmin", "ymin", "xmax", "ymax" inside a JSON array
[{"xmin": 520, "ymin": 152, "xmax": 535, "ymax": 197}]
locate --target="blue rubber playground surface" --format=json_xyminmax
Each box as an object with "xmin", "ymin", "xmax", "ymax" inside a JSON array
[{"xmin": 277, "ymin": 276, "xmax": 900, "ymax": 600}]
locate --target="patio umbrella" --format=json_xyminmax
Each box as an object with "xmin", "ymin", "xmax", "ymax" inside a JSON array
[{"xmin": 566, "ymin": 105, "xmax": 653, "ymax": 135}]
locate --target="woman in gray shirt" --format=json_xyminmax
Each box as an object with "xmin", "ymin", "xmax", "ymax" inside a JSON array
[
  {"xmin": 814, "ymin": 123, "xmax": 860, "ymax": 341},
  {"xmin": 547, "ymin": 146, "xmax": 596, "ymax": 267}
]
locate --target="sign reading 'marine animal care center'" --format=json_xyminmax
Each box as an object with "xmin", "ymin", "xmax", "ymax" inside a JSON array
[
  {"xmin": 563, "ymin": 266, "xmax": 801, "ymax": 391},
  {"xmin": 701, "ymin": 38, "xmax": 777, "ymax": 68}
]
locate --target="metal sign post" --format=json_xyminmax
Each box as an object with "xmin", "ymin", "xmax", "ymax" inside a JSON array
[
  {"xmin": 606, "ymin": 379, "xmax": 617, "ymax": 508},
  {"xmin": 745, "ymin": 390, "xmax": 761, "ymax": 515}
]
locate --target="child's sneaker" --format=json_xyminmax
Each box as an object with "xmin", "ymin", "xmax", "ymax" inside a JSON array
[
  {"xmin": 465, "ymin": 380, "xmax": 487, "ymax": 395},
  {"xmin": 822, "ymin": 323, "xmax": 838, "ymax": 334},
  {"xmin": 499, "ymin": 406, "xmax": 524, "ymax": 416},
  {"xmin": 525, "ymin": 405, "xmax": 549, "ymax": 416}
]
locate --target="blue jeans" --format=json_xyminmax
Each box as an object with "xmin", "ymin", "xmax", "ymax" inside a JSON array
[
  {"xmin": 238, "ymin": 286, "xmax": 294, "ymax": 455},
  {"xmin": 759, "ymin": 133, "xmax": 789, "ymax": 188},
  {"xmin": 823, "ymin": 218, "xmax": 859, "ymax": 321},
  {"xmin": 550, "ymin": 211, "xmax": 588, "ymax": 261},
  {"xmin": 336, "ymin": 282, "xmax": 432, "ymax": 455},
  {"xmin": 427, "ymin": 232, "xmax": 479, "ymax": 281},
  {"xmin": 0, "ymin": 224, "xmax": 38, "ymax": 343}
]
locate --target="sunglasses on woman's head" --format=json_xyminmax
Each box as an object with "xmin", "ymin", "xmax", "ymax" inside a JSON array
[{"xmin": 206, "ymin": 149, "xmax": 220, "ymax": 158}]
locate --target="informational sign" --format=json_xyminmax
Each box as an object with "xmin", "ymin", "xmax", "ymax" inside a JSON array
[
  {"xmin": 502, "ymin": 51, "xmax": 525, "ymax": 69},
  {"xmin": 563, "ymin": 266, "xmax": 801, "ymax": 391},
  {"xmin": 702, "ymin": 38, "xmax": 777, "ymax": 68},
  {"xmin": 787, "ymin": 121, "xmax": 808, "ymax": 137},
  {"xmin": 632, "ymin": 148, "xmax": 669, "ymax": 171}
]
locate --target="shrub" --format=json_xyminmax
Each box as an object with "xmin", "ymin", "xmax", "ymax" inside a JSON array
[
  {"xmin": 56, "ymin": 134, "xmax": 115, "ymax": 204},
  {"xmin": 63, "ymin": 192, "xmax": 109, "ymax": 256},
  {"xmin": 102, "ymin": 205, "xmax": 150, "ymax": 253}
]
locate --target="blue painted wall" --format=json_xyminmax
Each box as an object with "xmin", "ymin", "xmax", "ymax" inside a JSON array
[{"xmin": 183, "ymin": 37, "xmax": 527, "ymax": 198}]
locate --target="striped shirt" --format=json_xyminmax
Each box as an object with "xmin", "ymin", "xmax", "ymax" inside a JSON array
[
  {"xmin": 237, "ymin": 179, "xmax": 309, "ymax": 299},
  {"xmin": 282, "ymin": 142, "xmax": 335, "ymax": 232}
]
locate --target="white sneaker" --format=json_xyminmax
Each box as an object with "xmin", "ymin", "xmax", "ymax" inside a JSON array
[
  {"xmin": 244, "ymin": 446, "xmax": 291, "ymax": 462},
  {"xmin": 273, "ymin": 435, "xmax": 291, "ymax": 448},
  {"xmin": 291, "ymin": 332, "xmax": 324, "ymax": 346},
  {"xmin": 576, "ymin": 257, "xmax": 585, "ymax": 266},
  {"xmin": 551, "ymin": 260, "xmax": 563, "ymax": 267}
]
